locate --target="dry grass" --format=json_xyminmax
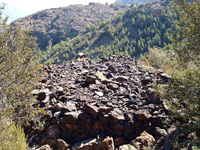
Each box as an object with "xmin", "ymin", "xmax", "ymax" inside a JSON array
[{"xmin": 0, "ymin": 119, "xmax": 28, "ymax": 150}]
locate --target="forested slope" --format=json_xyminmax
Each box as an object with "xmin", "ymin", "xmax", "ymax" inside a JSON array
[{"xmin": 38, "ymin": 0, "xmax": 177, "ymax": 64}]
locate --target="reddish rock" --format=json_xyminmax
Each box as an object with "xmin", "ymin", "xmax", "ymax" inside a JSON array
[
  {"xmin": 115, "ymin": 137, "xmax": 124, "ymax": 147},
  {"xmin": 61, "ymin": 111, "xmax": 81, "ymax": 124},
  {"xmin": 135, "ymin": 109, "xmax": 152, "ymax": 121},
  {"xmin": 86, "ymin": 76, "xmax": 96, "ymax": 84},
  {"xmin": 56, "ymin": 139, "xmax": 70, "ymax": 150},
  {"xmin": 38, "ymin": 92, "xmax": 47, "ymax": 101},
  {"xmin": 83, "ymin": 104, "xmax": 99, "ymax": 118}
]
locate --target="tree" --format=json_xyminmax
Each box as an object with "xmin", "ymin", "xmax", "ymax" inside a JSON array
[
  {"xmin": 0, "ymin": 8, "xmax": 44, "ymax": 144},
  {"xmin": 172, "ymin": 0, "xmax": 200, "ymax": 63},
  {"xmin": 160, "ymin": 0, "xmax": 200, "ymax": 148}
]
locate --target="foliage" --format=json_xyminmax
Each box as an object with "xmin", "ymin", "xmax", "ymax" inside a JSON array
[
  {"xmin": 0, "ymin": 7, "xmax": 44, "ymax": 147},
  {"xmin": 141, "ymin": 0, "xmax": 200, "ymax": 148},
  {"xmin": 171, "ymin": 0, "xmax": 200, "ymax": 63}
]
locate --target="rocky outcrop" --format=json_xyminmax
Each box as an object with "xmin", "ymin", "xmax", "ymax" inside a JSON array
[
  {"xmin": 29, "ymin": 56, "xmax": 171, "ymax": 149},
  {"xmin": 11, "ymin": 3, "xmax": 131, "ymax": 49}
]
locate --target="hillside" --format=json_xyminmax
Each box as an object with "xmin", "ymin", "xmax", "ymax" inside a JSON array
[
  {"xmin": 11, "ymin": 3, "xmax": 131, "ymax": 50},
  {"xmin": 38, "ymin": 0, "xmax": 177, "ymax": 64}
]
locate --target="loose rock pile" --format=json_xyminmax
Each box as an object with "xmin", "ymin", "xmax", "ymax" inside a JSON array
[{"xmin": 29, "ymin": 56, "xmax": 171, "ymax": 150}]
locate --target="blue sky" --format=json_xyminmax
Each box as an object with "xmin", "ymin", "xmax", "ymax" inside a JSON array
[
  {"xmin": 1, "ymin": 0, "xmax": 116, "ymax": 23},
  {"xmin": 1, "ymin": 0, "xmax": 116, "ymax": 14}
]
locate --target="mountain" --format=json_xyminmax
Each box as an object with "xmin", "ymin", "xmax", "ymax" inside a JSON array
[
  {"xmin": 37, "ymin": 0, "xmax": 177, "ymax": 64},
  {"xmin": 115, "ymin": 0, "xmax": 149, "ymax": 4},
  {"xmin": 11, "ymin": 3, "xmax": 131, "ymax": 50}
]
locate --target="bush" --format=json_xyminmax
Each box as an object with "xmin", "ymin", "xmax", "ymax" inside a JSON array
[{"xmin": 0, "ymin": 6, "xmax": 44, "ymax": 147}]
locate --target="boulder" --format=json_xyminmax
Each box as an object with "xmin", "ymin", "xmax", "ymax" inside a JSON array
[
  {"xmin": 135, "ymin": 109, "xmax": 152, "ymax": 121},
  {"xmin": 119, "ymin": 144, "xmax": 137, "ymax": 150},
  {"xmin": 83, "ymin": 104, "xmax": 99, "ymax": 118},
  {"xmin": 100, "ymin": 136, "xmax": 115, "ymax": 150},
  {"xmin": 130, "ymin": 131, "xmax": 155, "ymax": 150}
]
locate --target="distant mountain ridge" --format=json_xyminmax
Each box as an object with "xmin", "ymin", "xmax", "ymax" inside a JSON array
[
  {"xmin": 11, "ymin": 3, "xmax": 131, "ymax": 50},
  {"xmin": 115, "ymin": 0, "xmax": 149, "ymax": 4}
]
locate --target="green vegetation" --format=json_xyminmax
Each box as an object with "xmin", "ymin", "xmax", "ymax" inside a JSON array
[
  {"xmin": 141, "ymin": 0, "xmax": 200, "ymax": 149},
  {"xmin": 38, "ymin": 2, "xmax": 177, "ymax": 64},
  {"xmin": 0, "ymin": 6, "xmax": 44, "ymax": 149}
]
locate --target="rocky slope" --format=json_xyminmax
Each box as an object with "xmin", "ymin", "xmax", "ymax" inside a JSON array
[
  {"xmin": 28, "ymin": 56, "xmax": 173, "ymax": 150},
  {"xmin": 11, "ymin": 3, "xmax": 131, "ymax": 50}
]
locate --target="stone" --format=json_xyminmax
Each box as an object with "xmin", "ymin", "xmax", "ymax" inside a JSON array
[
  {"xmin": 94, "ymin": 91, "xmax": 104, "ymax": 97},
  {"xmin": 41, "ymin": 138, "xmax": 57, "ymax": 146},
  {"xmin": 47, "ymin": 124, "xmax": 60, "ymax": 139},
  {"xmin": 29, "ymin": 56, "xmax": 171, "ymax": 148},
  {"xmin": 100, "ymin": 136, "xmax": 115, "ymax": 150},
  {"xmin": 38, "ymin": 92, "xmax": 47, "ymax": 101},
  {"xmin": 115, "ymin": 76, "xmax": 129, "ymax": 83},
  {"xmin": 56, "ymin": 86, "xmax": 64, "ymax": 96},
  {"xmin": 61, "ymin": 111, "xmax": 81, "ymax": 124},
  {"xmin": 78, "ymin": 112, "xmax": 91, "ymax": 120},
  {"xmin": 130, "ymin": 131, "xmax": 155, "ymax": 150},
  {"xmin": 160, "ymin": 73, "xmax": 171, "ymax": 81},
  {"xmin": 72, "ymin": 138, "xmax": 99, "ymax": 150},
  {"xmin": 99, "ymin": 113, "xmax": 110, "ymax": 122},
  {"xmin": 119, "ymin": 144, "xmax": 137, "ymax": 150},
  {"xmin": 115, "ymin": 137, "xmax": 124, "ymax": 147},
  {"xmin": 56, "ymin": 139, "xmax": 70, "ymax": 150},
  {"xmin": 143, "ymin": 77, "xmax": 151, "ymax": 84},
  {"xmin": 147, "ymin": 88, "xmax": 161, "ymax": 104},
  {"xmin": 155, "ymin": 127, "xmax": 167, "ymax": 137},
  {"xmin": 95, "ymin": 71, "xmax": 107, "ymax": 81},
  {"xmin": 118, "ymin": 86, "xmax": 128, "ymax": 96},
  {"xmin": 32, "ymin": 89, "xmax": 40, "ymax": 96},
  {"xmin": 107, "ymin": 83, "xmax": 119, "ymax": 90},
  {"xmin": 110, "ymin": 108, "xmax": 125, "ymax": 121},
  {"xmin": 36, "ymin": 144, "xmax": 52, "ymax": 150},
  {"xmin": 86, "ymin": 76, "xmax": 96, "ymax": 84},
  {"xmin": 65, "ymin": 101, "xmax": 77, "ymax": 111},
  {"xmin": 83, "ymin": 104, "xmax": 99, "ymax": 118},
  {"xmin": 54, "ymin": 102, "xmax": 64, "ymax": 111},
  {"xmin": 135, "ymin": 109, "xmax": 152, "ymax": 121}
]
